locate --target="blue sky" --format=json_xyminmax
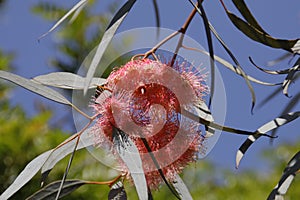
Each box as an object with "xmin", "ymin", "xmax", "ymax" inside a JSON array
[{"xmin": 0, "ymin": 0, "xmax": 299, "ymax": 173}]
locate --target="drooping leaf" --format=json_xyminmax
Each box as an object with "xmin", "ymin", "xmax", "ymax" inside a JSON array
[
  {"xmin": 192, "ymin": 0, "xmax": 216, "ymax": 108},
  {"xmin": 221, "ymin": 1, "xmax": 300, "ymax": 53},
  {"xmin": 267, "ymin": 151, "xmax": 300, "ymax": 200},
  {"xmin": 0, "ymin": 151, "xmax": 52, "ymax": 199},
  {"xmin": 191, "ymin": 1, "xmax": 256, "ymax": 112},
  {"xmin": 0, "ymin": 70, "xmax": 71, "ymax": 105},
  {"xmin": 26, "ymin": 180, "xmax": 86, "ymax": 200},
  {"xmin": 112, "ymin": 127, "xmax": 148, "ymax": 200},
  {"xmin": 236, "ymin": 112, "xmax": 300, "ymax": 168},
  {"xmin": 185, "ymin": 47, "xmax": 280, "ymax": 86},
  {"xmin": 172, "ymin": 174, "xmax": 193, "ymax": 200},
  {"xmin": 270, "ymin": 93, "xmax": 300, "ymax": 142},
  {"xmin": 108, "ymin": 181, "xmax": 127, "ymax": 200},
  {"xmin": 38, "ymin": 0, "xmax": 88, "ymax": 40},
  {"xmin": 33, "ymin": 72, "xmax": 106, "ymax": 89},
  {"xmin": 84, "ymin": 0, "xmax": 136, "ymax": 94},
  {"xmin": 232, "ymin": 0, "xmax": 267, "ymax": 34},
  {"xmin": 41, "ymin": 127, "xmax": 95, "ymax": 185}
]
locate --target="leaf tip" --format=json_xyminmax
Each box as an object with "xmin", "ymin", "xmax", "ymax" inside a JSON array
[{"xmin": 235, "ymin": 150, "xmax": 243, "ymax": 169}]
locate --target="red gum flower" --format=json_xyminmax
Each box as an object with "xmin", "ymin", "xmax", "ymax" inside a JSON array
[{"xmin": 92, "ymin": 58, "xmax": 208, "ymax": 190}]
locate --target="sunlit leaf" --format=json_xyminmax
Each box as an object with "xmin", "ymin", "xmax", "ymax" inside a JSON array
[
  {"xmin": 38, "ymin": 0, "xmax": 88, "ymax": 40},
  {"xmin": 33, "ymin": 72, "xmax": 106, "ymax": 89},
  {"xmin": 108, "ymin": 181, "xmax": 127, "ymax": 200},
  {"xmin": 26, "ymin": 180, "xmax": 86, "ymax": 200},
  {"xmin": 236, "ymin": 112, "xmax": 300, "ymax": 168},
  {"xmin": 0, "ymin": 70, "xmax": 71, "ymax": 105},
  {"xmin": 0, "ymin": 151, "xmax": 52, "ymax": 199},
  {"xmin": 84, "ymin": 0, "xmax": 136, "ymax": 94},
  {"xmin": 267, "ymin": 151, "xmax": 300, "ymax": 200},
  {"xmin": 172, "ymin": 174, "xmax": 193, "ymax": 200},
  {"xmin": 112, "ymin": 127, "xmax": 148, "ymax": 200}
]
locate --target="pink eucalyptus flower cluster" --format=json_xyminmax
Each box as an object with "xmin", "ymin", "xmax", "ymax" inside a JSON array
[{"xmin": 92, "ymin": 58, "xmax": 208, "ymax": 190}]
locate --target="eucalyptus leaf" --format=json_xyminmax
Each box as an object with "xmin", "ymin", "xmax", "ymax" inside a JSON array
[
  {"xmin": 108, "ymin": 181, "xmax": 127, "ymax": 200},
  {"xmin": 84, "ymin": 0, "xmax": 136, "ymax": 94},
  {"xmin": 190, "ymin": 1, "xmax": 256, "ymax": 112},
  {"xmin": 172, "ymin": 174, "xmax": 193, "ymax": 200},
  {"xmin": 232, "ymin": 0, "xmax": 267, "ymax": 34},
  {"xmin": 267, "ymin": 151, "xmax": 300, "ymax": 200},
  {"xmin": 193, "ymin": 1, "xmax": 216, "ymax": 108},
  {"xmin": 33, "ymin": 72, "xmax": 106, "ymax": 89},
  {"xmin": 112, "ymin": 127, "xmax": 148, "ymax": 200},
  {"xmin": 221, "ymin": 1, "xmax": 299, "ymax": 53},
  {"xmin": 186, "ymin": 47, "xmax": 280, "ymax": 86},
  {"xmin": 38, "ymin": 0, "xmax": 88, "ymax": 40},
  {"xmin": 41, "ymin": 127, "xmax": 95, "ymax": 184},
  {"xmin": 236, "ymin": 112, "xmax": 300, "ymax": 168},
  {"xmin": 26, "ymin": 180, "xmax": 86, "ymax": 200},
  {"xmin": 0, "ymin": 70, "xmax": 71, "ymax": 105}
]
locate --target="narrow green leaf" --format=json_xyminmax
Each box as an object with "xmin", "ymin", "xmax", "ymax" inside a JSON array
[
  {"xmin": 0, "ymin": 70, "xmax": 71, "ymax": 105},
  {"xmin": 26, "ymin": 180, "xmax": 86, "ymax": 200},
  {"xmin": 84, "ymin": 0, "xmax": 136, "ymax": 94}
]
